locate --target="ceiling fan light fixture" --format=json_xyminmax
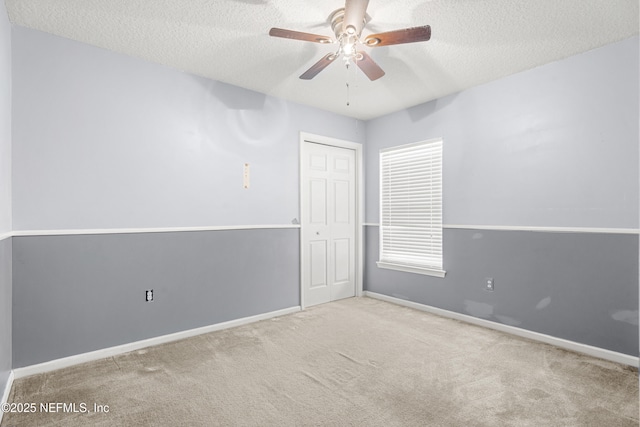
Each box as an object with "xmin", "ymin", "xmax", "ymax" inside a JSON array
[
  {"xmin": 365, "ymin": 37, "xmax": 380, "ymax": 46},
  {"xmin": 341, "ymin": 34, "xmax": 357, "ymax": 55},
  {"xmin": 343, "ymin": 43, "xmax": 354, "ymax": 55}
]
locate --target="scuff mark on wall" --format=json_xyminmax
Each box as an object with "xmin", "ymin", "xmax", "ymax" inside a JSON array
[
  {"xmin": 611, "ymin": 310, "xmax": 638, "ymax": 326},
  {"xmin": 495, "ymin": 314, "xmax": 523, "ymax": 326},
  {"xmin": 536, "ymin": 297, "xmax": 551, "ymax": 310},
  {"xmin": 463, "ymin": 300, "xmax": 494, "ymax": 319}
]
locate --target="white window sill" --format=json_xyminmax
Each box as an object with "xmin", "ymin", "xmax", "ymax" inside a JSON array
[{"xmin": 376, "ymin": 261, "xmax": 446, "ymax": 278}]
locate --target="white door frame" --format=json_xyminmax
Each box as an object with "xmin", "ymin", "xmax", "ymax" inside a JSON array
[{"xmin": 299, "ymin": 132, "xmax": 363, "ymax": 310}]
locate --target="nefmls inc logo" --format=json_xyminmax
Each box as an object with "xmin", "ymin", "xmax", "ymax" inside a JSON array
[{"xmin": 40, "ymin": 402, "xmax": 88, "ymax": 413}]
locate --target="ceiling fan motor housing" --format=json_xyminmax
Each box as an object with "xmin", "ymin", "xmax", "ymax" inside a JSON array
[{"xmin": 329, "ymin": 8, "xmax": 368, "ymax": 39}]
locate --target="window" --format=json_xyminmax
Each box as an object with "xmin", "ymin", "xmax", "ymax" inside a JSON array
[{"xmin": 377, "ymin": 138, "xmax": 445, "ymax": 277}]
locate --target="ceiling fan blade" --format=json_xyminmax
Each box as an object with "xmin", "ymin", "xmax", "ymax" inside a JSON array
[
  {"xmin": 269, "ymin": 28, "xmax": 333, "ymax": 44},
  {"xmin": 342, "ymin": 0, "xmax": 369, "ymax": 36},
  {"xmin": 364, "ymin": 25, "xmax": 431, "ymax": 47},
  {"xmin": 300, "ymin": 53, "xmax": 338, "ymax": 80},
  {"xmin": 356, "ymin": 51, "xmax": 385, "ymax": 81}
]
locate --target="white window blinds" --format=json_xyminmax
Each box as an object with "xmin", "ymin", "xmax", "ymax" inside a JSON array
[{"xmin": 377, "ymin": 138, "xmax": 445, "ymax": 277}]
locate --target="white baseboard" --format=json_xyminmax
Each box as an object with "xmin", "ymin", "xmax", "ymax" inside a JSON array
[
  {"xmin": 364, "ymin": 291, "xmax": 639, "ymax": 368},
  {"xmin": 0, "ymin": 370, "xmax": 14, "ymax": 425},
  {"xmin": 13, "ymin": 306, "xmax": 301, "ymax": 379}
]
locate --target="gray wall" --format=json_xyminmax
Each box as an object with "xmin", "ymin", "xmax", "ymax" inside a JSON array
[
  {"xmin": 364, "ymin": 37, "xmax": 639, "ymax": 356},
  {"xmin": 365, "ymin": 227, "xmax": 638, "ymax": 355},
  {"xmin": 6, "ymin": 25, "xmax": 639, "ymax": 370},
  {"xmin": 0, "ymin": 0, "xmax": 11, "ymax": 398},
  {"xmin": 365, "ymin": 37, "xmax": 639, "ymax": 229},
  {"xmin": 9, "ymin": 26, "xmax": 363, "ymax": 367},
  {"xmin": 12, "ymin": 26, "xmax": 365, "ymax": 231},
  {"xmin": 13, "ymin": 229, "xmax": 299, "ymax": 368},
  {"xmin": 0, "ymin": 0, "xmax": 10, "ymax": 234},
  {"xmin": 0, "ymin": 239, "xmax": 10, "ymax": 387}
]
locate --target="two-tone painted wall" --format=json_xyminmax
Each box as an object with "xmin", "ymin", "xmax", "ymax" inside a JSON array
[
  {"xmin": 10, "ymin": 26, "xmax": 365, "ymax": 368},
  {"xmin": 364, "ymin": 36, "xmax": 639, "ymax": 356},
  {"xmin": 5, "ymin": 24, "xmax": 639, "ymax": 372},
  {"xmin": 0, "ymin": 0, "xmax": 12, "ymax": 401}
]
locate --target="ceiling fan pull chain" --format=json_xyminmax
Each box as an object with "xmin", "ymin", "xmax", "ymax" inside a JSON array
[
  {"xmin": 345, "ymin": 60, "xmax": 351, "ymax": 106},
  {"xmin": 346, "ymin": 82, "xmax": 350, "ymax": 106}
]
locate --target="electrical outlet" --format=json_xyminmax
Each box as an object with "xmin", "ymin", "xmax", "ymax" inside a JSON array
[
  {"xmin": 485, "ymin": 278, "xmax": 494, "ymax": 292},
  {"xmin": 145, "ymin": 289, "xmax": 154, "ymax": 302}
]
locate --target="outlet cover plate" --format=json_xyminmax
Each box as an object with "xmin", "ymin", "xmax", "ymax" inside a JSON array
[{"xmin": 485, "ymin": 278, "xmax": 494, "ymax": 291}]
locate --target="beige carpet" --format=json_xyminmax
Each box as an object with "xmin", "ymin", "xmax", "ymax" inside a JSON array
[{"xmin": 2, "ymin": 297, "xmax": 638, "ymax": 426}]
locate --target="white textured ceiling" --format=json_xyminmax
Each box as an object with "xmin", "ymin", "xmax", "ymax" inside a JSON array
[{"xmin": 5, "ymin": 0, "xmax": 639, "ymax": 120}]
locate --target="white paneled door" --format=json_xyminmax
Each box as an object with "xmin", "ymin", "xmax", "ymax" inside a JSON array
[{"xmin": 302, "ymin": 141, "xmax": 356, "ymax": 307}]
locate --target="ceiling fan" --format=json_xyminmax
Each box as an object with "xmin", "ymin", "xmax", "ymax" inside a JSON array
[{"xmin": 269, "ymin": 0, "xmax": 431, "ymax": 81}]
